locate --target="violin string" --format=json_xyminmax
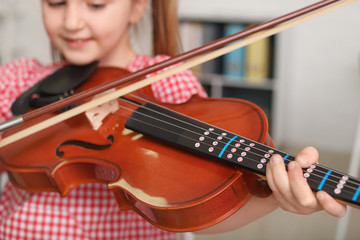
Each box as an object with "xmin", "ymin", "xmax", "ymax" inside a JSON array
[
  {"xmin": 118, "ymin": 95, "xmax": 360, "ymax": 189},
  {"xmin": 113, "ymin": 103, "xmax": 359, "ymax": 197},
  {"xmin": 114, "ymin": 97, "xmax": 360, "ymax": 194},
  {"xmin": 120, "ymin": 95, "xmax": 360, "ymax": 186}
]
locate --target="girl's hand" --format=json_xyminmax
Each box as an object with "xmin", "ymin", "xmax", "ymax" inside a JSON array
[{"xmin": 266, "ymin": 146, "xmax": 347, "ymax": 217}]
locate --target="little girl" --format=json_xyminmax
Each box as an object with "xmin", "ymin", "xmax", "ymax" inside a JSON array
[{"xmin": 0, "ymin": 0, "xmax": 346, "ymax": 239}]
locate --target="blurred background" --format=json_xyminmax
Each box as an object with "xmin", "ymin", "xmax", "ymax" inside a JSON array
[{"xmin": 1, "ymin": 0, "xmax": 360, "ymax": 239}]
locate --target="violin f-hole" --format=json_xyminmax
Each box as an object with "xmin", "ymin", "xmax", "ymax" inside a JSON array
[{"xmin": 55, "ymin": 135, "xmax": 114, "ymax": 157}]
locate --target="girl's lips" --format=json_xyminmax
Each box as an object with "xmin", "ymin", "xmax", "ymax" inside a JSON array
[{"xmin": 65, "ymin": 38, "xmax": 91, "ymax": 48}]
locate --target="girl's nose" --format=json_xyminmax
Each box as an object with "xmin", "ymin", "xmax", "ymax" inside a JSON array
[{"xmin": 63, "ymin": 4, "xmax": 85, "ymax": 31}]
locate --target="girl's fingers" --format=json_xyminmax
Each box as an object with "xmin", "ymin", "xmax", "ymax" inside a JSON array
[
  {"xmin": 287, "ymin": 161, "xmax": 320, "ymax": 212},
  {"xmin": 295, "ymin": 146, "xmax": 319, "ymax": 168},
  {"xmin": 268, "ymin": 155, "xmax": 291, "ymax": 197},
  {"xmin": 316, "ymin": 191, "xmax": 347, "ymax": 217},
  {"xmin": 265, "ymin": 155, "xmax": 278, "ymax": 194},
  {"xmin": 267, "ymin": 154, "xmax": 297, "ymax": 211},
  {"xmin": 267, "ymin": 147, "xmax": 347, "ymax": 217},
  {"xmin": 267, "ymin": 152, "xmax": 320, "ymax": 214}
]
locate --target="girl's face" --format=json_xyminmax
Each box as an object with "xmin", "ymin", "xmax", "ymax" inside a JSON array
[{"xmin": 42, "ymin": 0, "xmax": 147, "ymax": 67}]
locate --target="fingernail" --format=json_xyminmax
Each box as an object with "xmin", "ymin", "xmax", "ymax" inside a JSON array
[
  {"xmin": 317, "ymin": 191, "xmax": 325, "ymax": 200},
  {"xmin": 288, "ymin": 161, "xmax": 296, "ymax": 169},
  {"xmin": 272, "ymin": 155, "xmax": 281, "ymax": 163}
]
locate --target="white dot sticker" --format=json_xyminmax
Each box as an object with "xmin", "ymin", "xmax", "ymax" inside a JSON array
[{"xmin": 334, "ymin": 189, "xmax": 341, "ymax": 195}]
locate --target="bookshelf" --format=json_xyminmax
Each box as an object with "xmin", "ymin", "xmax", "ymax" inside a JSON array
[{"xmin": 179, "ymin": 20, "xmax": 276, "ymax": 129}]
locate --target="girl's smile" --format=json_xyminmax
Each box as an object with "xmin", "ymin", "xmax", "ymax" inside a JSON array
[
  {"xmin": 63, "ymin": 37, "xmax": 92, "ymax": 49},
  {"xmin": 42, "ymin": 0, "xmax": 147, "ymax": 67}
]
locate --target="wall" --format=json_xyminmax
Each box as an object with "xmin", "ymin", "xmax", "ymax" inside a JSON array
[
  {"xmin": 0, "ymin": 0, "xmax": 51, "ymax": 64},
  {"xmin": 179, "ymin": 0, "xmax": 320, "ymax": 21}
]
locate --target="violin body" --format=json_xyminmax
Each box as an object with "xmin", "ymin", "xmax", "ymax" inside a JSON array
[{"xmin": 0, "ymin": 68, "xmax": 272, "ymax": 231}]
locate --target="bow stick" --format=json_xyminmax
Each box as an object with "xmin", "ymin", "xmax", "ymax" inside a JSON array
[{"xmin": 0, "ymin": 0, "xmax": 356, "ymax": 148}]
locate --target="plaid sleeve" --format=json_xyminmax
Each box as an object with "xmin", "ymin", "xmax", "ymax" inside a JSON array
[
  {"xmin": 127, "ymin": 55, "xmax": 207, "ymax": 104},
  {"xmin": 0, "ymin": 58, "xmax": 61, "ymax": 122}
]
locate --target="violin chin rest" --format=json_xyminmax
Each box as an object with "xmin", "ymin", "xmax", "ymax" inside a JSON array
[{"xmin": 11, "ymin": 61, "xmax": 99, "ymax": 115}]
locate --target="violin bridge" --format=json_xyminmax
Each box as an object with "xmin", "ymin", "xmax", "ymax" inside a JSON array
[{"xmin": 85, "ymin": 89, "xmax": 119, "ymax": 130}]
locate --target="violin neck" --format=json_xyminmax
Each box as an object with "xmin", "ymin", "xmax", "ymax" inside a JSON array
[{"xmin": 125, "ymin": 103, "xmax": 360, "ymax": 208}]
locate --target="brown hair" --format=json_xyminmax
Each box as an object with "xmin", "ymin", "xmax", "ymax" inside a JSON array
[
  {"xmin": 51, "ymin": 0, "xmax": 181, "ymax": 63},
  {"xmin": 151, "ymin": 0, "xmax": 181, "ymax": 57}
]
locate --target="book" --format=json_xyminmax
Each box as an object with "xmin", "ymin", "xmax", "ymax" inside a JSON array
[
  {"xmin": 222, "ymin": 23, "xmax": 246, "ymax": 81},
  {"xmin": 245, "ymin": 36, "xmax": 270, "ymax": 83}
]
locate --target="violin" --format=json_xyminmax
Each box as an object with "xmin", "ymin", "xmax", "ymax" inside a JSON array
[
  {"xmin": 0, "ymin": 0, "xmax": 358, "ymax": 232},
  {"xmin": 0, "ymin": 66, "xmax": 272, "ymax": 232}
]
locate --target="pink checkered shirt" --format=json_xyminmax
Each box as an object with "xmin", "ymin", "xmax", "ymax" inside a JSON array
[{"xmin": 0, "ymin": 55, "xmax": 207, "ymax": 239}]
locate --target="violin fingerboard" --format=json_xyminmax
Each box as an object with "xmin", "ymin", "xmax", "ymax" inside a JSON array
[{"xmin": 125, "ymin": 103, "xmax": 360, "ymax": 208}]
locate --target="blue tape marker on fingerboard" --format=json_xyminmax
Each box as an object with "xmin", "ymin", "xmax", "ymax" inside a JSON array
[
  {"xmin": 318, "ymin": 170, "xmax": 332, "ymax": 190},
  {"xmin": 218, "ymin": 136, "xmax": 238, "ymax": 158}
]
